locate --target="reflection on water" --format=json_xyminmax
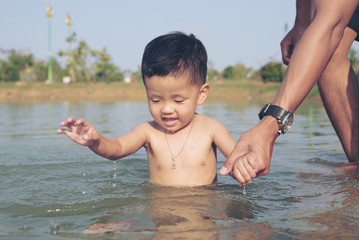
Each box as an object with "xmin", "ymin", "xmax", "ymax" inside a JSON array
[{"xmin": 0, "ymin": 102, "xmax": 358, "ymax": 239}]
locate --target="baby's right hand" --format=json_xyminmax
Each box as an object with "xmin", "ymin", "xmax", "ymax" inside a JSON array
[{"xmin": 57, "ymin": 117, "xmax": 100, "ymax": 147}]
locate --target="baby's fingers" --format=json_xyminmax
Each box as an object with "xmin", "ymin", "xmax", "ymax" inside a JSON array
[
  {"xmin": 57, "ymin": 128, "xmax": 67, "ymax": 134},
  {"xmin": 232, "ymin": 162, "xmax": 251, "ymax": 185},
  {"xmin": 233, "ymin": 157, "xmax": 257, "ymax": 185},
  {"xmin": 60, "ymin": 117, "xmax": 78, "ymax": 128}
]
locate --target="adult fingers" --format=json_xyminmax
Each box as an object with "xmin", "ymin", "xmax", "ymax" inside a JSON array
[
  {"xmin": 247, "ymin": 151, "xmax": 270, "ymax": 177},
  {"xmin": 220, "ymin": 142, "xmax": 250, "ymax": 175},
  {"xmin": 280, "ymin": 42, "xmax": 291, "ymax": 65}
]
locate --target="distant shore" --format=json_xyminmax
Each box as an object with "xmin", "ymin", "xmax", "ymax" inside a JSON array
[{"xmin": 0, "ymin": 81, "xmax": 321, "ymax": 104}]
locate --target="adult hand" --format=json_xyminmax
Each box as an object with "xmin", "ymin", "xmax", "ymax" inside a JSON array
[
  {"xmin": 57, "ymin": 117, "xmax": 100, "ymax": 147},
  {"xmin": 281, "ymin": 23, "xmax": 307, "ymax": 65},
  {"xmin": 219, "ymin": 118, "xmax": 277, "ymax": 185}
]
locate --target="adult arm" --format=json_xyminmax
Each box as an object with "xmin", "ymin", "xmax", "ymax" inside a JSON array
[
  {"xmin": 220, "ymin": 0, "xmax": 359, "ymax": 185},
  {"xmin": 274, "ymin": 0, "xmax": 357, "ymax": 112},
  {"xmin": 281, "ymin": 0, "xmax": 311, "ymax": 65}
]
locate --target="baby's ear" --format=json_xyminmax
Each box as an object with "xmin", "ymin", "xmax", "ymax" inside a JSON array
[{"xmin": 197, "ymin": 83, "xmax": 210, "ymax": 105}]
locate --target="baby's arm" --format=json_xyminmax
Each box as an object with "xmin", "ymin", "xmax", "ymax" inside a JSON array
[
  {"xmin": 211, "ymin": 119, "xmax": 256, "ymax": 185},
  {"xmin": 57, "ymin": 117, "xmax": 148, "ymax": 160},
  {"xmin": 210, "ymin": 118, "xmax": 236, "ymax": 158}
]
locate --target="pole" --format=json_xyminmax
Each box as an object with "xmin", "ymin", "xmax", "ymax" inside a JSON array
[
  {"xmin": 46, "ymin": 5, "xmax": 53, "ymax": 83},
  {"xmin": 66, "ymin": 13, "xmax": 74, "ymax": 81}
]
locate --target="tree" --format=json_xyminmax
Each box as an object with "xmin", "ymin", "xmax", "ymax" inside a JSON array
[
  {"xmin": 59, "ymin": 39, "xmax": 91, "ymax": 82},
  {"xmin": 59, "ymin": 34, "xmax": 124, "ymax": 83},
  {"xmin": 0, "ymin": 48, "xmax": 67, "ymax": 82},
  {"xmin": 233, "ymin": 63, "xmax": 252, "ymax": 80},
  {"xmin": 206, "ymin": 60, "xmax": 220, "ymax": 81},
  {"xmin": 0, "ymin": 49, "xmax": 34, "ymax": 81},
  {"xmin": 223, "ymin": 66, "xmax": 235, "ymax": 79},
  {"xmin": 207, "ymin": 67, "xmax": 219, "ymax": 81},
  {"xmin": 260, "ymin": 61, "xmax": 285, "ymax": 83},
  {"xmin": 31, "ymin": 60, "xmax": 47, "ymax": 82},
  {"xmin": 90, "ymin": 48, "xmax": 123, "ymax": 82},
  {"xmin": 222, "ymin": 63, "xmax": 252, "ymax": 80},
  {"xmin": 131, "ymin": 66, "xmax": 142, "ymax": 82}
]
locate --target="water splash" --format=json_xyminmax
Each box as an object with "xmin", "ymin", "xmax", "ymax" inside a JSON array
[
  {"xmin": 111, "ymin": 161, "xmax": 117, "ymax": 188},
  {"xmin": 82, "ymin": 168, "xmax": 87, "ymax": 194},
  {"xmin": 242, "ymin": 185, "xmax": 247, "ymax": 195}
]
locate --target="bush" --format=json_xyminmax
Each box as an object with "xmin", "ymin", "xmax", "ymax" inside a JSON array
[{"xmin": 260, "ymin": 61, "xmax": 286, "ymax": 83}]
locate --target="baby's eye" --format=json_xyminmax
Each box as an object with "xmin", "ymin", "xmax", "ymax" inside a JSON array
[
  {"xmin": 175, "ymin": 99, "xmax": 184, "ymax": 103},
  {"xmin": 151, "ymin": 99, "xmax": 160, "ymax": 103}
]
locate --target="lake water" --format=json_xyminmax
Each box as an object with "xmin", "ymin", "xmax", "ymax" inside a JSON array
[{"xmin": 0, "ymin": 101, "xmax": 358, "ymax": 239}]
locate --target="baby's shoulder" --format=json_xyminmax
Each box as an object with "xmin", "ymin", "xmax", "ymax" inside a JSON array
[
  {"xmin": 196, "ymin": 114, "xmax": 224, "ymax": 127},
  {"xmin": 133, "ymin": 121, "xmax": 157, "ymax": 131},
  {"xmin": 134, "ymin": 121, "xmax": 165, "ymax": 135}
]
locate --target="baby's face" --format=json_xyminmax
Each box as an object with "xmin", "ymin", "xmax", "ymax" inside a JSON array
[{"xmin": 144, "ymin": 75, "xmax": 202, "ymax": 133}]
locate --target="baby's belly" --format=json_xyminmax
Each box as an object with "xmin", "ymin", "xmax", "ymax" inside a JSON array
[{"xmin": 149, "ymin": 162, "xmax": 217, "ymax": 186}]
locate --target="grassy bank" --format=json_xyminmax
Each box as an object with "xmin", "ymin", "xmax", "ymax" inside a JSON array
[{"xmin": 0, "ymin": 80, "xmax": 321, "ymax": 104}]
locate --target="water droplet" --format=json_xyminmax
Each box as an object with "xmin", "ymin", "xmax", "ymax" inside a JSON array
[
  {"xmin": 111, "ymin": 161, "xmax": 118, "ymax": 188},
  {"xmin": 242, "ymin": 185, "xmax": 247, "ymax": 195}
]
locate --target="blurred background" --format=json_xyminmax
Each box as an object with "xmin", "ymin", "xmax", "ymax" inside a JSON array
[{"xmin": 1, "ymin": 0, "xmax": 359, "ymax": 85}]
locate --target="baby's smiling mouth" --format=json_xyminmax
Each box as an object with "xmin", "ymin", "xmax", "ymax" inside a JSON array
[{"xmin": 163, "ymin": 117, "xmax": 177, "ymax": 127}]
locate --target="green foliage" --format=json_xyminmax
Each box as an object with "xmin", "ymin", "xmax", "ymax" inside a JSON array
[
  {"xmin": 206, "ymin": 60, "xmax": 220, "ymax": 81},
  {"xmin": 32, "ymin": 60, "xmax": 47, "ymax": 82},
  {"xmin": 73, "ymin": 40, "xmax": 92, "ymax": 82},
  {"xmin": 59, "ymin": 36, "xmax": 124, "ymax": 83},
  {"xmin": 234, "ymin": 63, "xmax": 252, "ymax": 80},
  {"xmin": 1, "ymin": 31, "xmax": 313, "ymax": 85},
  {"xmin": 90, "ymin": 48, "xmax": 123, "ymax": 82},
  {"xmin": 0, "ymin": 49, "xmax": 67, "ymax": 82},
  {"xmin": 0, "ymin": 50, "xmax": 34, "ymax": 81},
  {"xmin": 207, "ymin": 68, "xmax": 220, "ymax": 81},
  {"xmin": 222, "ymin": 63, "xmax": 252, "ymax": 80},
  {"xmin": 131, "ymin": 67, "xmax": 142, "ymax": 82},
  {"xmin": 51, "ymin": 58, "xmax": 67, "ymax": 82},
  {"xmin": 248, "ymin": 69, "xmax": 262, "ymax": 82},
  {"xmin": 260, "ymin": 61, "xmax": 285, "ymax": 83},
  {"xmin": 223, "ymin": 66, "xmax": 234, "ymax": 79},
  {"xmin": 349, "ymin": 47, "xmax": 359, "ymax": 79}
]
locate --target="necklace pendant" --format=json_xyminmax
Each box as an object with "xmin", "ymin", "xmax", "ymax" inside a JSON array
[{"xmin": 171, "ymin": 157, "xmax": 176, "ymax": 169}]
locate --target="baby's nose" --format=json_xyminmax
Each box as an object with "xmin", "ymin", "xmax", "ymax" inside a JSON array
[{"xmin": 161, "ymin": 103, "xmax": 175, "ymax": 114}]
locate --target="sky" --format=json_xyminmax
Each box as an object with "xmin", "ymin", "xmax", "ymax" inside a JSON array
[{"xmin": 1, "ymin": 0, "xmax": 298, "ymax": 72}]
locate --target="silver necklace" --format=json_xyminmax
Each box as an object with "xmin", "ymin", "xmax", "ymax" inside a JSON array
[{"xmin": 164, "ymin": 119, "xmax": 195, "ymax": 169}]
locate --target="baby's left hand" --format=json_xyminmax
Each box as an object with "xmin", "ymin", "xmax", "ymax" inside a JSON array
[{"xmin": 57, "ymin": 117, "xmax": 100, "ymax": 147}]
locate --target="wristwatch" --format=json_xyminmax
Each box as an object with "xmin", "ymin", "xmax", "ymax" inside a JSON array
[{"xmin": 258, "ymin": 103, "xmax": 294, "ymax": 135}]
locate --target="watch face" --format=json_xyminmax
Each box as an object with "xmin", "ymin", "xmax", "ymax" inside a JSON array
[
  {"xmin": 282, "ymin": 113, "xmax": 294, "ymax": 133},
  {"xmin": 259, "ymin": 103, "xmax": 294, "ymax": 134}
]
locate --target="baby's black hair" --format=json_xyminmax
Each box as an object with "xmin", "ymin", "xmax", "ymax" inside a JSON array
[{"xmin": 141, "ymin": 31, "xmax": 207, "ymax": 86}]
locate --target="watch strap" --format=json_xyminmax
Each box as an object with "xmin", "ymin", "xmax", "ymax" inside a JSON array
[
  {"xmin": 258, "ymin": 103, "xmax": 294, "ymax": 135},
  {"xmin": 264, "ymin": 104, "xmax": 288, "ymax": 121}
]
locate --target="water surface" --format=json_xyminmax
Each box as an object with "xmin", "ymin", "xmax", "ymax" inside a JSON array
[{"xmin": 0, "ymin": 102, "xmax": 358, "ymax": 239}]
